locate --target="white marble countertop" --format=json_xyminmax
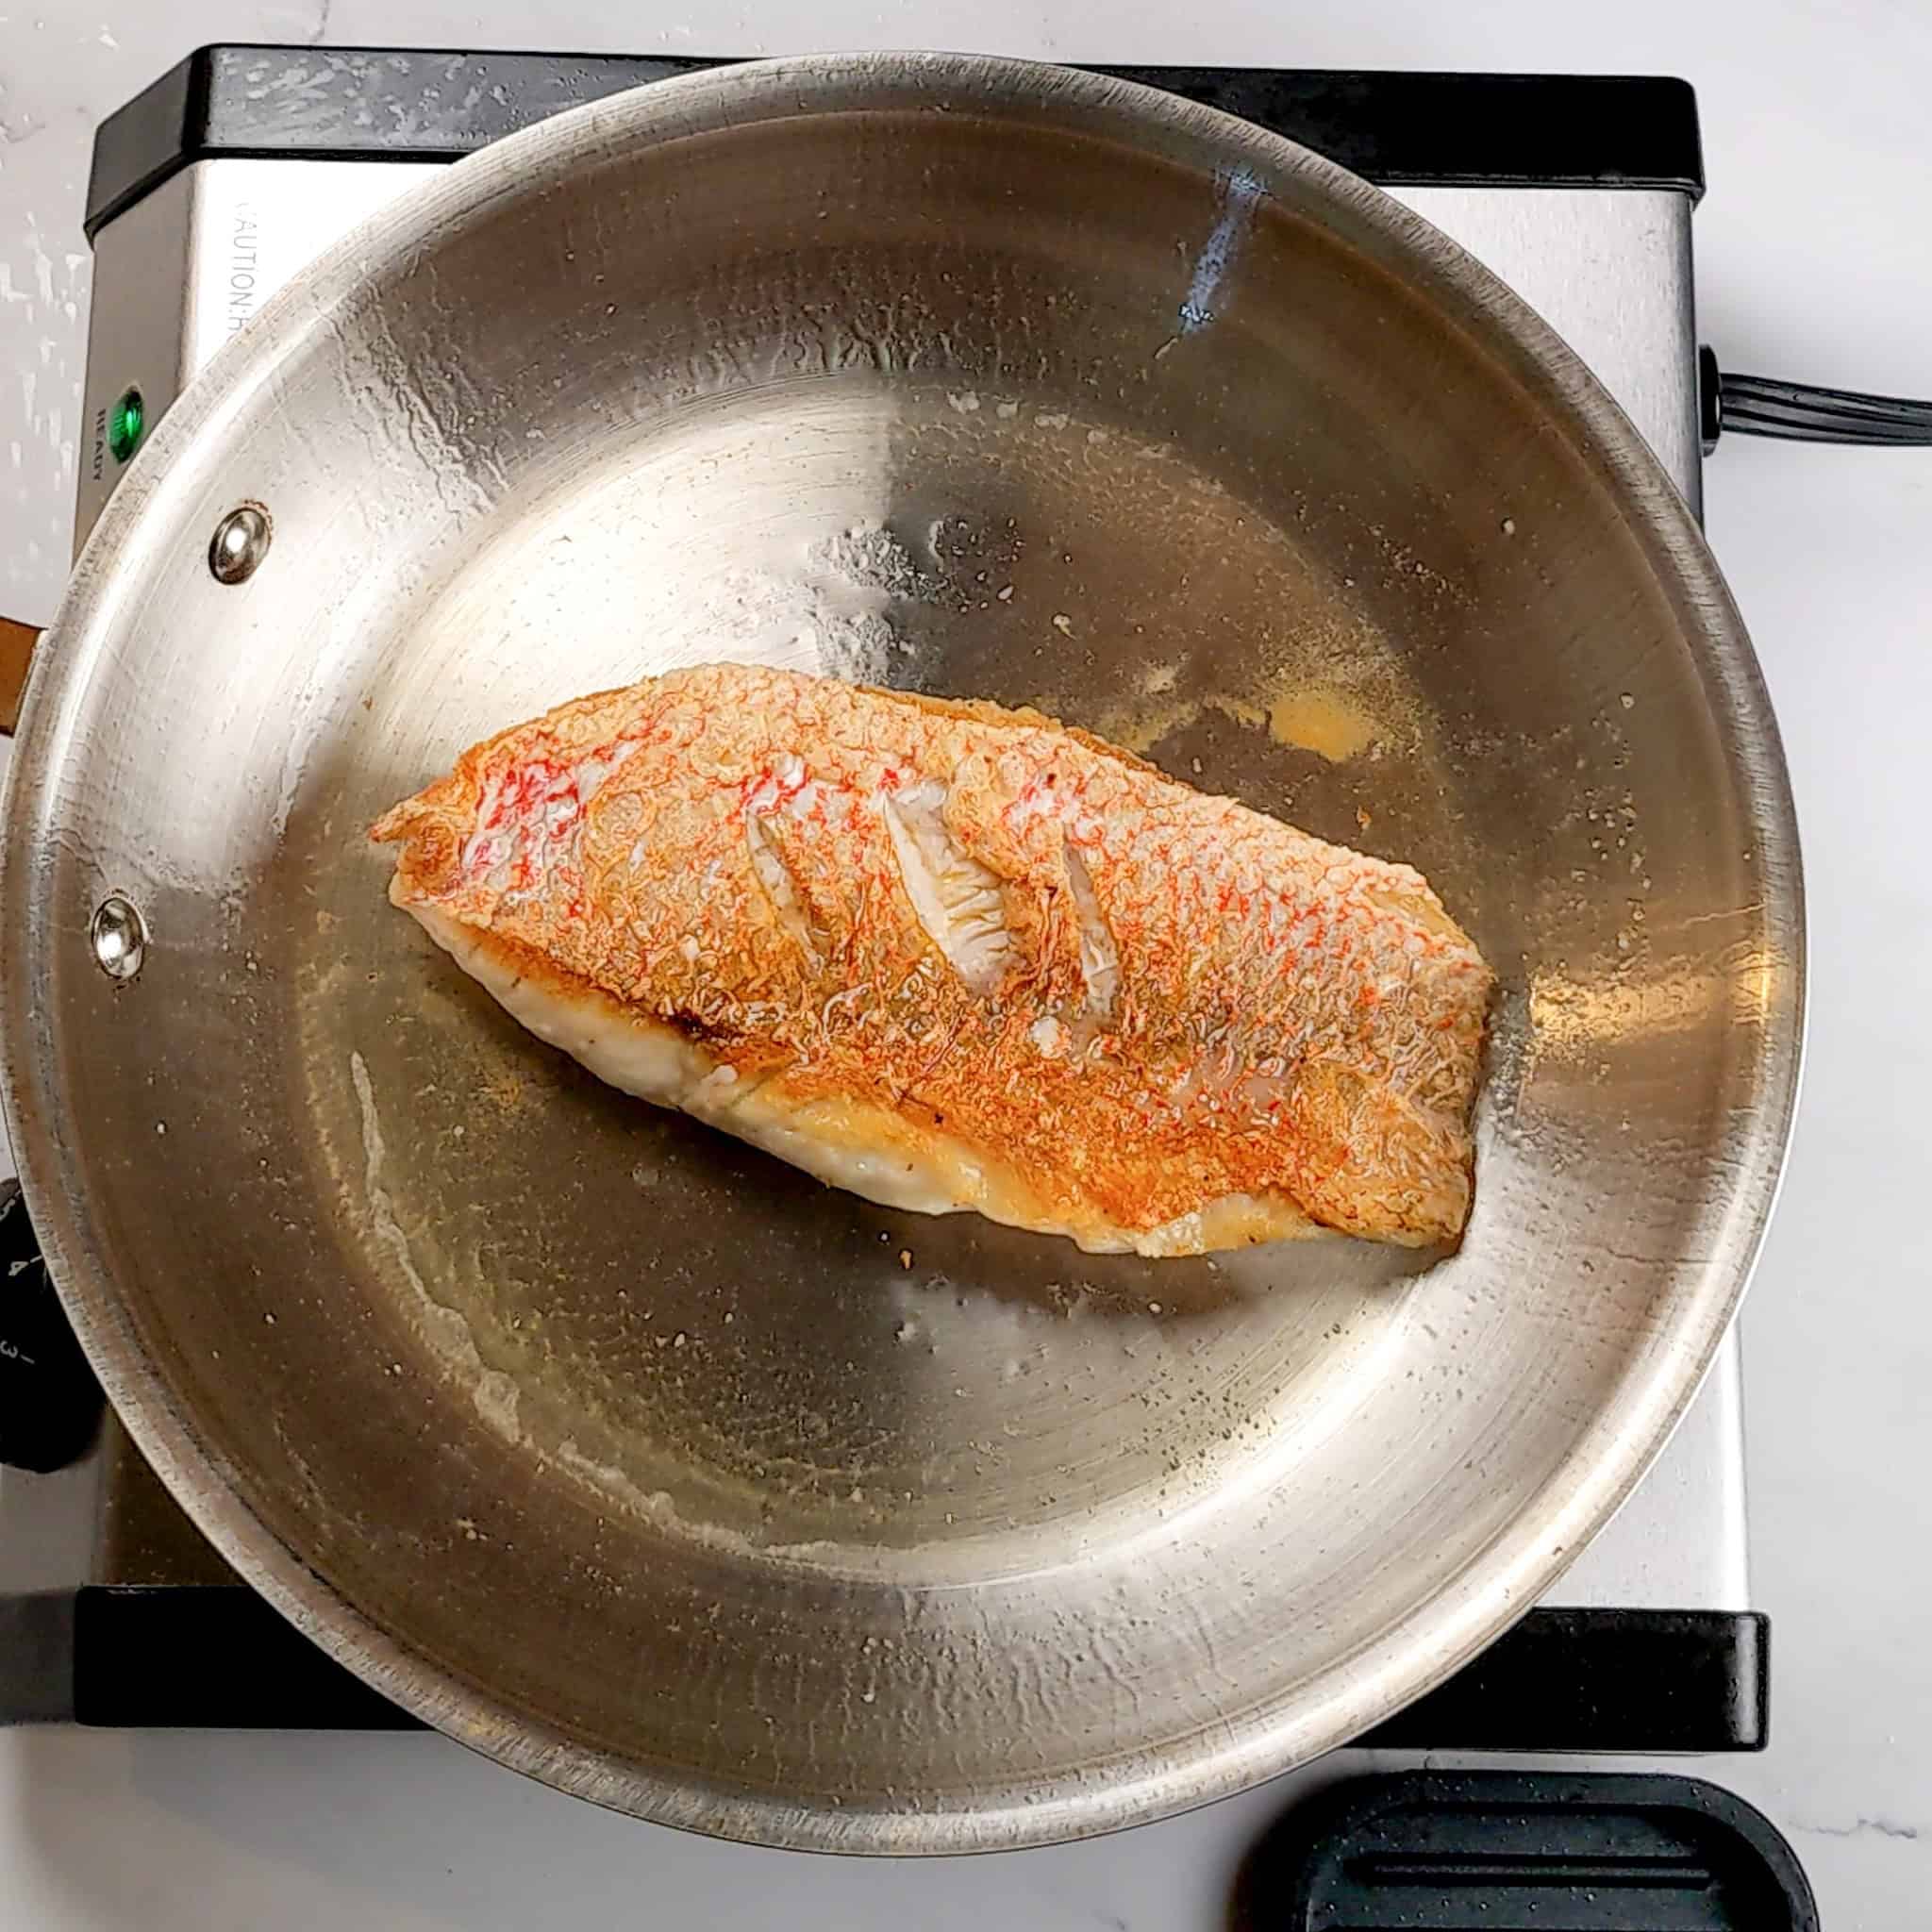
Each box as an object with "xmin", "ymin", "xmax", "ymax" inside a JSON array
[{"xmin": 4, "ymin": 3, "xmax": 1929, "ymax": 1927}]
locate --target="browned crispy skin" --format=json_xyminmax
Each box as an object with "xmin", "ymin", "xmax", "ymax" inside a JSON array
[{"xmin": 374, "ymin": 664, "xmax": 1492, "ymax": 1254}]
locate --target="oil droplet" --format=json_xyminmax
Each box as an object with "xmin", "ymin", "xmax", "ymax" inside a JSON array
[{"xmin": 1266, "ymin": 690, "xmax": 1377, "ymax": 762}]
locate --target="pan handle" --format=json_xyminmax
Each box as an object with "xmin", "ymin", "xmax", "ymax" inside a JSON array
[
  {"xmin": 1700, "ymin": 346, "xmax": 1932, "ymax": 450},
  {"xmin": 1, "ymin": 616, "xmax": 40, "ymax": 738}
]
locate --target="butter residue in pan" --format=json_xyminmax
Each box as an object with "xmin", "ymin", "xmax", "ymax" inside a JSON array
[{"xmin": 1074, "ymin": 678, "xmax": 1389, "ymax": 764}]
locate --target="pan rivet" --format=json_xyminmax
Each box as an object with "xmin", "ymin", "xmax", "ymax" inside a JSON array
[
  {"xmin": 90, "ymin": 895, "xmax": 148, "ymax": 983},
  {"xmin": 208, "ymin": 503, "xmax": 272, "ymax": 585}
]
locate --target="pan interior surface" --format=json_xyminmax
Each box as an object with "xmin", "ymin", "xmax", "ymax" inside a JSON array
[{"xmin": 2, "ymin": 58, "xmax": 1798, "ymax": 1851}]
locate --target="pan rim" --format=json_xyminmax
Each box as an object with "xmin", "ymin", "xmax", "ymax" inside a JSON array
[{"xmin": 0, "ymin": 48, "xmax": 1804, "ymax": 1854}]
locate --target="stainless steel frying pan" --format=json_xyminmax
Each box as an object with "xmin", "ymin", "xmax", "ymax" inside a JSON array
[{"xmin": 0, "ymin": 55, "xmax": 1802, "ymax": 1852}]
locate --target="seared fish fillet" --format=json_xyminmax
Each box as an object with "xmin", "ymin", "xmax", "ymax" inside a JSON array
[{"xmin": 373, "ymin": 664, "xmax": 1491, "ymax": 1255}]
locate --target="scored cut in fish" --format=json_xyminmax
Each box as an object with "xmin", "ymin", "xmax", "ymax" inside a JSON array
[{"xmin": 373, "ymin": 664, "xmax": 1493, "ymax": 1256}]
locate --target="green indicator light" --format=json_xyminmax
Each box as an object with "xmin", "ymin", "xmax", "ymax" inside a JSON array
[{"xmin": 108, "ymin": 387, "xmax": 145, "ymax": 464}]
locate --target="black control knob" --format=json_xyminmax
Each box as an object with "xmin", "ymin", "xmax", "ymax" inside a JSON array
[{"xmin": 0, "ymin": 1177, "xmax": 104, "ymax": 1472}]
